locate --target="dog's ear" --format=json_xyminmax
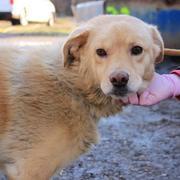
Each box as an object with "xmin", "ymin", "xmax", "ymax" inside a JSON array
[
  {"xmin": 62, "ymin": 26, "xmax": 90, "ymax": 67},
  {"xmin": 149, "ymin": 25, "xmax": 164, "ymax": 64}
]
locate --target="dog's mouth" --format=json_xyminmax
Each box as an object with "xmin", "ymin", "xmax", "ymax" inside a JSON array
[
  {"xmin": 101, "ymin": 82, "xmax": 139, "ymax": 103},
  {"xmin": 112, "ymin": 87, "xmax": 128, "ymax": 97},
  {"xmin": 109, "ymin": 86, "xmax": 130, "ymax": 98},
  {"xmin": 108, "ymin": 87, "xmax": 136, "ymax": 105}
]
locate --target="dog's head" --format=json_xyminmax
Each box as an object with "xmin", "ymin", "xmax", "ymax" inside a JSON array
[{"xmin": 62, "ymin": 15, "xmax": 164, "ymax": 99}]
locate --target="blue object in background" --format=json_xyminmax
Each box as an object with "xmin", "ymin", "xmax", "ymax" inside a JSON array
[
  {"xmin": 131, "ymin": 8, "xmax": 180, "ymax": 48},
  {"xmin": 106, "ymin": 1, "xmax": 180, "ymax": 48},
  {"xmin": 133, "ymin": 9, "xmax": 180, "ymax": 33}
]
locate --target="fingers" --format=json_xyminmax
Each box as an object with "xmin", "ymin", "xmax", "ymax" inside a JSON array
[
  {"xmin": 120, "ymin": 93, "xmax": 139, "ymax": 105},
  {"xmin": 119, "ymin": 91, "xmax": 159, "ymax": 106},
  {"xmin": 128, "ymin": 93, "xmax": 139, "ymax": 105},
  {"xmin": 119, "ymin": 96, "xmax": 129, "ymax": 104},
  {"xmin": 139, "ymin": 91, "xmax": 159, "ymax": 105}
]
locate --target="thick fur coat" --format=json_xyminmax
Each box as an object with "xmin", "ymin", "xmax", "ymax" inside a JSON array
[{"xmin": 0, "ymin": 15, "xmax": 163, "ymax": 179}]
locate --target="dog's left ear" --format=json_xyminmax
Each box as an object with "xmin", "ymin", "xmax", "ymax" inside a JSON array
[
  {"xmin": 62, "ymin": 26, "xmax": 90, "ymax": 67},
  {"xmin": 149, "ymin": 25, "xmax": 164, "ymax": 64}
]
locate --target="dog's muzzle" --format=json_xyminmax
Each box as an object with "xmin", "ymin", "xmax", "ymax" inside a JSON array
[{"xmin": 109, "ymin": 71, "xmax": 129, "ymax": 97}]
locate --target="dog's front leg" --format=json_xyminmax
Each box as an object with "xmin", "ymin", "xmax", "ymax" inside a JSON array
[{"xmin": 5, "ymin": 159, "xmax": 58, "ymax": 180}]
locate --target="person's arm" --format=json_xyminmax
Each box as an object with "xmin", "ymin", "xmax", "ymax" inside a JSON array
[
  {"xmin": 125, "ymin": 69, "xmax": 180, "ymax": 105},
  {"xmin": 171, "ymin": 68, "xmax": 180, "ymax": 100}
]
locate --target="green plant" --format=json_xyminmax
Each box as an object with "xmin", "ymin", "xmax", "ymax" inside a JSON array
[{"xmin": 106, "ymin": 5, "xmax": 131, "ymax": 15}]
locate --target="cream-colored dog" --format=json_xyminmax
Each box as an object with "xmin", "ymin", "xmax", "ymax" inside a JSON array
[{"xmin": 0, "ymin": 15, "xmax": 163, "ymax": 180}]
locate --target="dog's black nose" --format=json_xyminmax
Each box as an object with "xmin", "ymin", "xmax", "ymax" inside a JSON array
[{"xmin": 110, "ymin": 71, "xmax": 129, "ymax": 87}]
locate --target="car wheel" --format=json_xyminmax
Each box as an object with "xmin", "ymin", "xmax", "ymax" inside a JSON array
[
  {"xmin": 11, "ymin": 18, "xmax": 20, "ymax": 25},
  {"xmin": 20, "ymin": 10, "xmax": 28, "ymax": 26},
  {"xmin": 48, "ymin": 13, "xmax": 55, "ymax": 26}
]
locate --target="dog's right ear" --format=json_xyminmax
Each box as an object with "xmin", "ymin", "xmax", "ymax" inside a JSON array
[
  {"xmin": 62, "ymin": 26, "xmax": 90, "ymax": 67},
  {"xmin": 149, "ymin": 25, "xmax": 164, "ymax": 64}
]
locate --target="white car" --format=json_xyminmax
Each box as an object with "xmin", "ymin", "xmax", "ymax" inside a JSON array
[{"xmin": 0, "ymin": 0, "xmax": 56, "ymax": 26}]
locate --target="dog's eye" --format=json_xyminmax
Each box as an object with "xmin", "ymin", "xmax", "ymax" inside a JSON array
[
  {"xmin": 96, "ymin": 48, "xmax": 107, "ymax": 57},
  {"xmin": 131, "ymin": 46, "xmax": 143, "ymax": 55}
]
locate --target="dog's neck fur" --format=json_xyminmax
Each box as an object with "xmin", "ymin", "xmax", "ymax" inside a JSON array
[{"xmin": 57, "ymin": 66, "xmax": 122, "ymax": 121}]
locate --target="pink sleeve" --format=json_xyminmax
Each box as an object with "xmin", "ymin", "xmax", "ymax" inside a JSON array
[{"xmin": 171, "ymin": 69, "xmax": 180, "ymax": 100}]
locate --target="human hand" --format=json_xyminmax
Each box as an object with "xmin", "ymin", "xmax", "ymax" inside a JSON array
[{"xmin": 122, "ymin": 72, "xmax": 180, "ymax": 105}]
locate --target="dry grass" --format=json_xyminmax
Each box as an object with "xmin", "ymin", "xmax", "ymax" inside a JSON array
[{"xmin": 0, "ymin": 17, "xmax": 76, "ymax": 35}]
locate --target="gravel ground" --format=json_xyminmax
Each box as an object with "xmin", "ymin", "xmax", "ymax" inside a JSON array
[
  {"xmin": 0, "ymin": 36, "xmax": 179, "ymax": 180},
  {"xmin": 52, "ymin": 99, "xmax": 180, "ymax": 180}
]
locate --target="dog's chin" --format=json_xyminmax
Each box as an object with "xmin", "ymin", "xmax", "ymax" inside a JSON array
[
  {"xmin": 108, "ymin": 88, "xmax": 137, "ymax": 105},
  {"xmin": 111, "ymin": 94, "xmax": 127, "ymax": 99},
  {"xmin": 110, "ymin": 94, "xmax": 129, "ymax": 106},
  {"xmin": 107, "ymin": 91, "xmax": 128, "ymax": 106}
]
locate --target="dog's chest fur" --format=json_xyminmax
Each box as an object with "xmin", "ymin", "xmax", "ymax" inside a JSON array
[{"xmin": 0, "ymin": 48, "xmax": 121, "ymax": 173}]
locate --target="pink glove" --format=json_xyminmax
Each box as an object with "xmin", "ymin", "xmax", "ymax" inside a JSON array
[{"xmin": 124, "ymin": 72, "xmax": 180, "ymax": 105}]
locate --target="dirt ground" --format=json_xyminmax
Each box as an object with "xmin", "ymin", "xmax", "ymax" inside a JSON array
[
  {"xmin": 0, "ymin": 18, "xmax": 76, "ymax": 35},
  {"xmin": 0, "ymin": 36, "xmax": 179, "ymax": 180}
]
